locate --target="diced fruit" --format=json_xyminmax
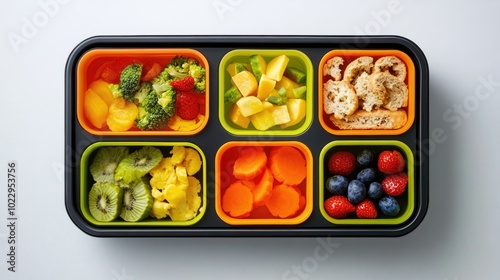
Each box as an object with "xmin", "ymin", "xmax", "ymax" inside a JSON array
[
  {"xmin": 250, "ymin": 107, "xmax": 275, "ymax": 131},
  {"xmin": 327, "ymin": 151, "xmax": 356, "ymax": 176},
  {"xmin": 280, "ymin": 99, "xmax": 306, "ymax": 128},
  {"xmin": 229, "ymin": 103, "xmax": 251, "ymax": 129},
  {"xmin": 231, "ymin": 70, "xmax": 258, "ymax": 97},
  {"xmin": 292, "ymin": 86, "xmax": 307, "ymax": 99},
  {"xmin": 249, "ymin": 55, "xmax": 267, "ymax": 82},
  {"xmin": 89, "ymin": 79, "xmax": 114, "ymax": 106},
  {"xmin": 284, "ymin": 67, "xmax": 307, "ymax": 85},
  {"xmin": 236, "ymin": 96, "xmax": 264, "ymax": 117},
  {"xmin": 271, "ymin": 105, "xmax": 290, "ymax": 125},
  {"xmin": 266, "ymin": 54, "xmax": 290, "ymax": 81},
  {"xmin": 84, "ymin": 89, "xmax": 108, "ymax": 129},
  {"xmin": 275, "ymin": 76, "xmax": 300, "ymax": 98},
  {"xmin": 226, "ymin": 63, "xmax": 249, "ymax": 77},
  {"xmin": 256, "ymin": 74, "xmax": 276, "ymax": 101}
]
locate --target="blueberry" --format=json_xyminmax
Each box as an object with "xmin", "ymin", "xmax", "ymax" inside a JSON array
[
  {"xmin": 368, "ymin": 182, "xmax": 383, "ymax": 200},
  {"xmin": 378, "ymin": 196, "xmax": 400, "ymax": 216},
  {"xmin": 357, "ymin": 168, "xmax": 376, "ymax": 183},
  {"xmin": 325, "ymin": 175, "xmax": 349, "ymax": 195},
  {"xmin": 347, "ymin": 180, "xmax": 366, "ymax": 204},
  {"xmin": 357, "ymin": 149, "xmax": 375, "ymax": 167}
]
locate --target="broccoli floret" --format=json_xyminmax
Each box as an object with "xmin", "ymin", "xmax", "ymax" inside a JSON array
[
  {"xmin": 133, "ymin": 82, "xmax": 152, "ymax": 104},
  {"xmin": 135, "ymin": 91, "xmax": 170, "ymax": 130},
  {"xmin": 108, "ymin": 84, "xmax": 122, "ymax": 98},
  {"xmin": 157, "ymin": 86, "xmax": 176, "ymax": 118},
  {"xmin": 155, "ymin": 56, "xmax": 207, "ymax": 92},
  {"xmin": 120, "ymin": 63, "xmax": 142, "ymax": 102},
  {"xmin": 224, "ymin": 86, "xmax": 243, "ymax": 103}
]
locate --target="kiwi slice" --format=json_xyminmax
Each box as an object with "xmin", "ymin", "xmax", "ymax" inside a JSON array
[
  {"xmin": 88, "ymin": 182, "xmax": 123, "ymax": 222},
  {"xmin": 120, "ymin": 179, "xmax": 153, "ymax": 222},
  {"xmin": 114, "ymin": 146, "xmax": 163, "ymax": 183},
  {"xmin": 89, "ymin": 147, "xmax": 129, "ymax": 182}
]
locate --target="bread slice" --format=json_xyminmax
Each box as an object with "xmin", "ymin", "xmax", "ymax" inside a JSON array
[
  {"xmin": 323, "ymin": 80, "xmax": 358, "ymax": 119},
  {"xmin": 330, "ymin": 109, "xmax": 407, "ymax": 130},
  {"xmin": 343, "ymin": 56, "xmax": 373, "ymax": 84},
  {"xmin": 323, "ymin": 56, "xmax": 344, "ymax": 81},
  {"xmin": 353, "ymin": 72, "xmax": 386, "ymax": 112},
  {"xmin": 370, "ymin": 72, "xmax": 408, "ymax": 111},
  {"xmin": 374, "ymin": 56, "xmax": 407, "ymax": 81}
]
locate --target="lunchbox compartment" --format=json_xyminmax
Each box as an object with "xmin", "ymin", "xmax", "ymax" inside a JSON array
[{"xmin": 79, "ymin": 142, "xmax": 207, "ymax": 227}]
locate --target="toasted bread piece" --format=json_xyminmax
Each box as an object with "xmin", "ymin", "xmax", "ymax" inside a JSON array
[
  {"xmin": 323, "ymin": 57, "xmax": 344, "ymax": 81},
  {"xmin": 354, "ymin": 72, "xmax": 386, "ymax": 112},
  {"xmin": 323, "ymin": 80, "xmax": 358, "ymax": 119},
  {"xmin": 343, "ymin": 56, "xmax": 373, "ymax": 84},
  {"xmin": 370, "ymin": 72, "xmax": 408, "ymax": 111},
  {"xmin": 374, "ymin": 56, "xmax": 407, "ymax": 81},
  {"xmin": 330, "ymin": 109, "xmax": 407, "ymax": 130}
]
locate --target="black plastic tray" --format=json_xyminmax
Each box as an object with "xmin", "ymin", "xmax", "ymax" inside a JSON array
[{"xmin": 65, "ymin": 35, "xmax": 429, "ymax": 237}]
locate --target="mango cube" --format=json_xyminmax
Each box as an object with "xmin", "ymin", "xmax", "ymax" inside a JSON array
[
  {"xmin": 231, "ymin": 70, "xmax": 258, "ymax": 97},
  {"xmin": 266, "ymin": 55, "xmax": 290, "ymax": 81}
]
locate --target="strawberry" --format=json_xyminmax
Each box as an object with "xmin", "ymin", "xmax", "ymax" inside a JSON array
[
  {"xmin": 324, "ymin": 195, "xmax": 355, "ymax": 218},
  {"xmin": 377, "ymin": 150, "xmax": 405, "ymax": 174},
  {"xmin": 356, "ymin": 199, "xmax": 378, "ymax": 218},
  {"xmin": 381, "ymin": 173, "xmax": 408, "ymax": 196},
  {"xmin": 170, "ymin": 76, "xmax": 195, "ymax": 92},
  {"xmin": 327, "ymin": 151, "xmax": 356, "ymax": 176},
  {"xmin": 176, "ymin": 92, "xmax": 199, "ymax": 120}
]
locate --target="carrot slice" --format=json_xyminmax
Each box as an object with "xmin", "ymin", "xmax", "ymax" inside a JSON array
[
  {"xmin": 233, "ymin": 146, "xmax": 267, "ymax": 180},
  {"xmin": 141, "ymin": 62, "xmax": 163, "ymax": 81},
  {"xmin": 222, "ymin": 180, "xmax": 254, "ymax": 218},
  {"xmin": 265, "ymin": 184, "xmax": 301, "ymax": 218},
  {"xmin": 269, "ymin": 146, "xmax": 307, "ymax": 186},
  {"xmin": 252, "ymin": 167, "xmax": 274, "ymax": 207}
]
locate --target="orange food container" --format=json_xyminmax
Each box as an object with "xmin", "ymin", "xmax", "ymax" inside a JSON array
[
  {"xmin": 76, "ymin": 48, "xmax": 209, "ymax": 136},
  {"xmin": 318, "ymin": 49, "xmax": 415, "ymax": 136}
]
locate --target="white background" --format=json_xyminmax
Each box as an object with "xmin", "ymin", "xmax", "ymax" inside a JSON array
[{"xmin": 1, "ymin": 0, "xmax": 499, "ymax": 279}]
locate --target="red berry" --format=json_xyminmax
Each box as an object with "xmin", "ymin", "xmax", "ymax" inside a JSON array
[
  {"xmin": 381, "ymin": 173, "xmax": 408, "ymax": 196},
  {"xmin": 176, "ymin": 92, "xmax": 199, "ymax": 120},
  {"xmin": 327, "ymin": 151, "xmax": 356, "ymax": 176},
  {"xmin": 324, "ymin": 195, "xmax": 356, "ymax": 219},
  {"xmin": 170, "ymin": 76, "xmax": 195, "ymax": 92},
  {"xmin": 377, "ymin": 150, "xmax": 405, "ymax": 174},
  {"xmin": 356, "ymin": 199, "xmax": 378, "ymax": 218}
]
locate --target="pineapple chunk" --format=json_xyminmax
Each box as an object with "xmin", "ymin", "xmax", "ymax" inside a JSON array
[
  {"xmin": 271, "ymin": 105, "xmax": 291, "ymax": 125},
  {"xmin": 266, "ymin": 55, "xmax": 290, "ymax": 81},
  {"xmin": 236, "ymin": 96, "xmax": 264, "ymax": 117},
  {"xmin": 229, "ymin": 103, "xmax": 251, "ymax": 128},
  {"xmin": 250, "ymin": 108, "xmax": 275, "ymax": 131},
  {"xmin": 231, "ymin": 70, "xmax": 258, "ymax": 97},
  {"xmin": 256, "ymin": 74, "xmax": 276, "ymax": 101},
  {"xmin": 281, "ymin": 98, "xmax": 306, "ymax": 128},
  {"xmin": 275, "ymin": 76, "xmax": 301, "ymax": 99}
]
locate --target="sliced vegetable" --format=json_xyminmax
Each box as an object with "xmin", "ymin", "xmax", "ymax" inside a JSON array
[
  {"xmin": 141, "ymin": 62, "xmax": 163, "ymax": 82},
  {"xmin": 222, "ymin": 180, "xmax": 254, "ymax": 218},
  {"xmin": 269, "ymin": 146, "xmax": 306, "ymax": 186},
  {"xmin": 233, "ymin": 146, "xmax": 267, "ymax": 180},
  {"xmin": 265, "ymin": 184, "xmax": 301, "ymax": 218},
  {"xmin": 251, "ymin": 167, "xmax": 274, "ymax": 207}
]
